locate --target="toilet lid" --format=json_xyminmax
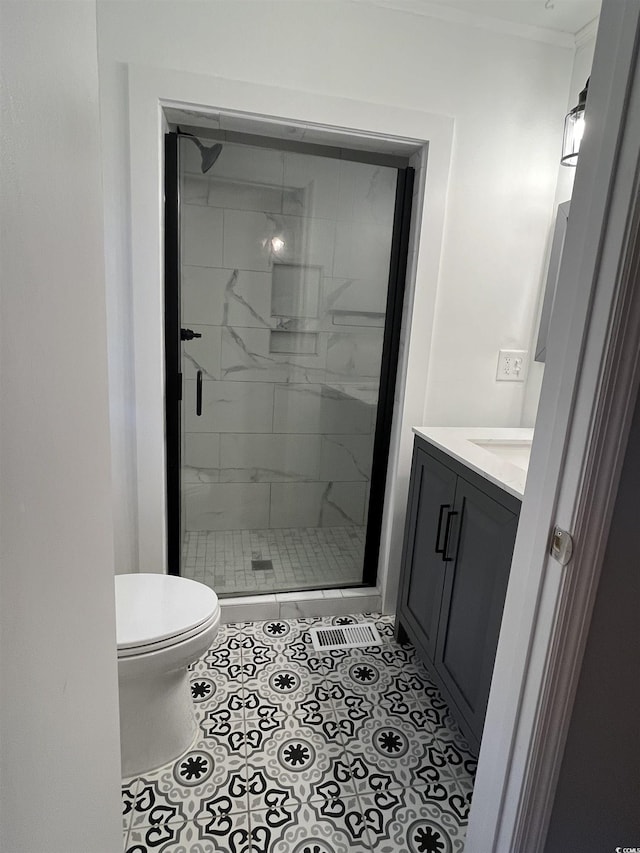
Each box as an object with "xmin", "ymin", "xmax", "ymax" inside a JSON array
[{"xmin": 115, "ymin": 573, "xmax": 219, "ymax": 652}]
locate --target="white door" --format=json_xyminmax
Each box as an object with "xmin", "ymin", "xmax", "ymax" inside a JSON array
[{"xmin": 467, "ymin": 1, "xmax": 640, "ymax": 850}]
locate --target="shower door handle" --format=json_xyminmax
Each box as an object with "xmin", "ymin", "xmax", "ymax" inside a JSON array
[
  {"xmin": 196, "ymin": 370, "xmax": 203, "ymax": 416},
  {"xmin": 181, "ymin": 328, "xmax": 202, "ymax": 341}
]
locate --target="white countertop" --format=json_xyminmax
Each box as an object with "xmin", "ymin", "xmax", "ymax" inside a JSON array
[{"xmin": 413, "ymin": 427, "xmax": 534, "ymax": 499}]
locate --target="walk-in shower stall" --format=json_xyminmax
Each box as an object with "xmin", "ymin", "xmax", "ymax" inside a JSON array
[{"xmin": 165, "ymin": 127, "xmax": 413, "ymax": 597}]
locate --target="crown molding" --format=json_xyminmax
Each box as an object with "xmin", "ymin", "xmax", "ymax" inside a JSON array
[
  {"xmin": 575, "ymin": 16, "xmax": 600, "ymax": 48},
  {"xmin": 349, "ymin": 0, "xmax": 578, "ymax": 48}
]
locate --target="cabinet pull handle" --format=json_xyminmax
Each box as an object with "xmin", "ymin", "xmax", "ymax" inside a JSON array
[
  {"xmin": 435, "ymin": 504, "xmax": 450, "ymax": 554},
  {"xmin": 442, "ymin": 510, "xmax": 458, "ymax": 562},
  {"xmin": 196, "ymin": 370, "xmax": 203, "ymax": 416}
]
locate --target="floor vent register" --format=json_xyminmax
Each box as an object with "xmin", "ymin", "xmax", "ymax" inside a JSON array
[{"xmin": 309, "ymin": 623, "xmax": 382, "ymax": 651}]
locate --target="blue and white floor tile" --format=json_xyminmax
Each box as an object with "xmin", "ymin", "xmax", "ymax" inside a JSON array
[{"xmin": 122, "ymin": 613, "xmax": 475, "ymax": 852}]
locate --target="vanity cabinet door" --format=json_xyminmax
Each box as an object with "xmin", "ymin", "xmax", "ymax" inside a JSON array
[
  {"xmin": 435, "ymin": 476, "xmax": 519, "ymax": 744},
  {"xmin": 399, "ymin": 447, "xmax": 457, "ymax": 664}
]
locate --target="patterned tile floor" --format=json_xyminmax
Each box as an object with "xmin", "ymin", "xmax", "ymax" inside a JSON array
[
  {"xmin": 182, "ymin": 527, "xmax": 366, "ymax": 596},
  {"xmin": 122, "ymin": 613, "xmax": 476, "ymax": 853}
]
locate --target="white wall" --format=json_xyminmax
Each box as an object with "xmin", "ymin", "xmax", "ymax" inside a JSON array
[
  {"xmin": 97, "ymin": 0, "xmax": 576, "ymax": 573},
  {"xmin": 0, "ymin": 2, "xmax": 122, "ymax": 851}
]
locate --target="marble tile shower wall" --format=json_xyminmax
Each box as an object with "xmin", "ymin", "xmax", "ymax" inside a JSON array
[{"xmin": 179, "ymin": 141, "xmax": 397, "ymax": 533}]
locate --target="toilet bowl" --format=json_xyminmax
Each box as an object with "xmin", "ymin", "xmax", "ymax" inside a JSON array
[{"xmin": 115, "ymin": 573, "xmax": 220, "ymax": 778}]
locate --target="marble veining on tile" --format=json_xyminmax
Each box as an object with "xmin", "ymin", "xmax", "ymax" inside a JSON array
[
  {"xmin": 122, "ymin": 614, "xmax": 474, "ymax": 852},
  {"xmin": 184, "ymin": 482, "xmax": 271, "ymax": 532},
  {"xmin": 183, "ymin": 325, "xmax": 221, "ymax": 381},
  {"xmin": 183, "ymin": 381, "xmax": 275, "ymax": 435},
  {"xmin": 272, "ymin": 383, "xmax": 374, "ymax": 435},
  {"xmin": 319, "ymin": 434, "xmax": 373, "ymax": 481},
  {"xmin": 176, "ymin": 138, "xmax": 400, "ymax": 588},
  {"xmin": 218, "ymin": 434, "xmax": 321, "ymax": 484},
  {"xmin": 222, "ymin": 268, "xmax": 272, "ymax": 328},
  {"xmin": 221, "ymin": 325, "xmax": 327, "ymax": 384},
  {"xmin": 326, "ymin": 330, "xmax": 385, "ymax": 382}
]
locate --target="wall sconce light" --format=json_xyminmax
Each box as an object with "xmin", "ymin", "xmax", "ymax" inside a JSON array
[{"xmin": 561, "ymin": 78, "xmax": 589, "ymax": 167}]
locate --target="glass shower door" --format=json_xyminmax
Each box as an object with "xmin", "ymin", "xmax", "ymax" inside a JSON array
[{"xmin": 173, "ymin": 132, "xmax": 408, "ymax": 596}]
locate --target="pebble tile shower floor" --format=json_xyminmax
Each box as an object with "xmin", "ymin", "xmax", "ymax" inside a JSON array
[{"xmin": 122, "ymin": 614, "xmax": 476, "ymax": 852}]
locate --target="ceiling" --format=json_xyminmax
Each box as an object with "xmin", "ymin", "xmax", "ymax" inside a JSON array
[
  {"xmin": 438, "ymin": 0, "xmax": 600, "ymax": 34},
  {"xmin": 357, "ymin": 0, "xmax": 601, "ymax": 37}
]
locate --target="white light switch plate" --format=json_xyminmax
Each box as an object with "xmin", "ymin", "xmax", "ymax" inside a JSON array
[{"xmin": 497, "ymin": 349, "xmax": 528, "ymax": 382}]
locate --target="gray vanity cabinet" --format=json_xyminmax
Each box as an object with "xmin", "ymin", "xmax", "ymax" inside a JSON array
[
  {"xmin": 399, "ymin": 447, "xmax": 457, "ymax": 661},
  {"xmin": 397, "ymin": 436, "xmax": 521, "ymax": 753}
]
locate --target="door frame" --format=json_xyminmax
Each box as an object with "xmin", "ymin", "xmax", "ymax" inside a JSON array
[
  {"xmin": 163, "ymin": 128, "xmax": 415, "ymax": 585},
  {"xmin": 164, "ymin": 131, "xmax": 181, "ymax": 574},
  {"xmin": 363, "ymin": 165, "xmax": 415, "ymax": 585},
  {"xmin": 466, "ymin": 2, "xmax": 640, "ymax": 848},
  {"xmin": 129, "ymin": 66, "xmax": 454, "ymax": 592}
]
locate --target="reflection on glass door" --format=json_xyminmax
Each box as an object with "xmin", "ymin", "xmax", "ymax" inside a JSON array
[{"xmin": 166, "ymin": 130, "xmax": 412, "ymax": 596}]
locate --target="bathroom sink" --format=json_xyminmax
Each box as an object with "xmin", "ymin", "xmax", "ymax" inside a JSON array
[
  {"xmin": 412, "ymin": 427, "xmax": 533, "ymax": 498},
  {"xmin": 469, "ymin": 439, "xmax": 532, "ymax": 471}
]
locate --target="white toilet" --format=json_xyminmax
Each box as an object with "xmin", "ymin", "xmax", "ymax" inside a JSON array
[{"xmin": 115, "ymin": 573, "xmax": 220, "ymax": 778}]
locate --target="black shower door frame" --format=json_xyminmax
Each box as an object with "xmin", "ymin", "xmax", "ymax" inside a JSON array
[{"xmin": 164, "ymin": 129, "xmax": 414, "ymax": 586}]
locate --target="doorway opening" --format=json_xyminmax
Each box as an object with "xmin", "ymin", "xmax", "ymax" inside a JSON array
[{"xmin": 165, "ymin": 125, "xmax": 413, "ymax": 597}]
